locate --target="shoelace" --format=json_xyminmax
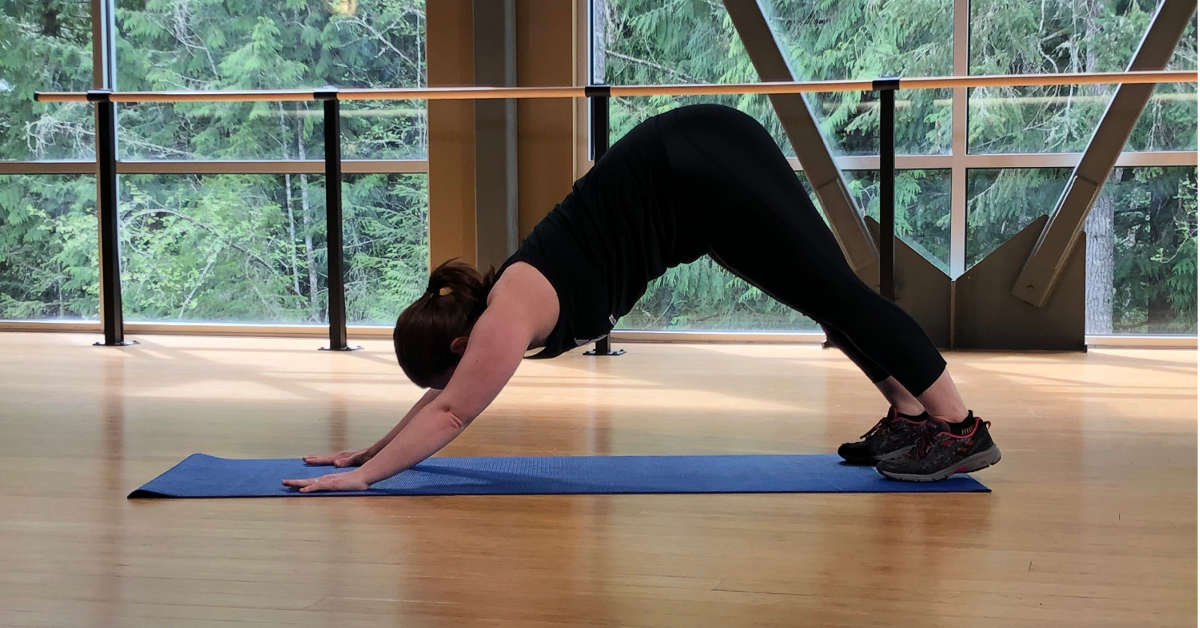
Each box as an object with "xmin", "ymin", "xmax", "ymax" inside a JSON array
[
  {"xmin": 911, "ymin": 418, "xmax": 989, "ymax": 458},
  {"xmin": 911, "ymin": 425, "xmax": 940, "ymax": 458},
  {"xmin": 860, "ymin": 415, "xmax": 893, "ymax": 440}
]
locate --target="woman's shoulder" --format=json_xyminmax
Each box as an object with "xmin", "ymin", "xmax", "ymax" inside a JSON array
[
  {"xmin": 490, "ymin": 261, "xmax": 559, "ymax": 321},
  {"xmin": 488, "ymin": 261, "xmax": 561, "ymax": 349}
]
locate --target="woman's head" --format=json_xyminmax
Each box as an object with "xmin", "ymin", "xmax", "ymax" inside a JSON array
[{"xmin": 393, "ymin": 260, "xmax": 496, "ymax": 388}]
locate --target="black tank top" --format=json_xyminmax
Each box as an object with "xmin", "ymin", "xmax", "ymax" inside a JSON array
[{"xmin": 498, "ymin": 110, "xmax": 706, "ymax": 359}]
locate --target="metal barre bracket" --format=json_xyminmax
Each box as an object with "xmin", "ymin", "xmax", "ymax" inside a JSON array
[
  {"xmin": 583, "ymin": 84, "xmax": 611, "ymax": 98},
  {"xmin": 871, "ymin": 77, "xmax": 901, "ymax": 91},
  {"xmin": 313, "ymin": 87, "xmax": 339, "ymax": 101}
]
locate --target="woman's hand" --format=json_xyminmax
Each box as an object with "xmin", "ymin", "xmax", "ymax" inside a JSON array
[
  {"xmin": 302, "ymin": 448, "xmax": 373, "ymax": 468},
  {"xmin": 282, "ymin": 470, "xmax": 371, "ymax": 493}
]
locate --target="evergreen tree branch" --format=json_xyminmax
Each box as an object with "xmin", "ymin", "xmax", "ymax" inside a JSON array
[
  {"xmin": 335, "ymin": 16, "xmax": 417, "ymax": 70},
  {"xmin": 122, "ymin": 206, "xmax": 278, "ymax": 275},
  {"xmin": 605, "ymin": 50, "xmax": 699, "ymax": 83}
]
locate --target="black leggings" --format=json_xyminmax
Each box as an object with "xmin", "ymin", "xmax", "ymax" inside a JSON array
[{"xmin": 660, "ymin": 105, "xmax": 946, "ymax": 396}]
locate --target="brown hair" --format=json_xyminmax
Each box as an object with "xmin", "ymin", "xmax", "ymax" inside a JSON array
[{"xmin": 393, "ymin": 259, "xmax": 497, "ymax": 388}]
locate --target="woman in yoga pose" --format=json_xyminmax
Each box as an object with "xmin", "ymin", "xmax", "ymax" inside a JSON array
[{"xmin": 283, "ymin": 104, "xmax": 1001, "ymax": 492}]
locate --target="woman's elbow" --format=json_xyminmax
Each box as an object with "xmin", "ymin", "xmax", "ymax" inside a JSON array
[{"xmin": 441, "ymin": 409, "xmax": 471, "ymax": 431}]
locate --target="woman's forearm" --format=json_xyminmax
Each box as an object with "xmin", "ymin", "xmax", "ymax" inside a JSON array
[
  {"xmin": 366, "ymin": 388, "xmax": 442, "ymax": 456},
  {"xmin": 354, "ymin": 295, "xmax": 535, "ymax": 486},
  {"xmin": 356, "ymin": 404, "xmax": 470, "ymax": 485}
]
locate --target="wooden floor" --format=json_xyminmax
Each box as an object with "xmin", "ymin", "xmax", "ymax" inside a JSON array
[{"xmin": 0, "ymin": 333, "xmax": 1195, "ymax": 627}]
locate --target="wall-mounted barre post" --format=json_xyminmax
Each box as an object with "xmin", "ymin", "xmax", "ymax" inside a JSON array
[
  {"xmin": 315, "ymin": 88, "xmax": 360, "ymax": 352},
  {"xmin": 875, "ymin": 77, "xmax": 899, "ymax": 302},
  {"xmin": 88, "ymin": 89, "xmax": 135, "ymax": 347},
  {"xmin": 582, "ymin": 84, "xmax": 625, "ymax": 357}
]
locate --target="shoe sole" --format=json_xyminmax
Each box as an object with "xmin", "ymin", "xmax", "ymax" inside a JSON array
[
  {"xmin": 876, "ymin": 445, "xmax": 1002, "ymax": 482},
  {"xmin": 839, "ymin": 445, "xmax": 914, "ymax": 466}
]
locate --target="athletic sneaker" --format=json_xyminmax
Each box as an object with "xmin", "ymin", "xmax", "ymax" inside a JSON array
[
  {"xmin": 876, "ymin": 412, "xmax": 1002, "ymax": 482},
  {"xmin": 837, "ymin": 408, "xmax": 928, "ymax": 465}
]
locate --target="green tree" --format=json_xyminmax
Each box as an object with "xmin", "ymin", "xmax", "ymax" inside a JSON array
[
  {"xmin": 110, "ymin": 0, "xmax": 428, "ymax": 323},
  {"xmin": 0, "ymin": 176, "xmax": 98, "ymax": 319},
  {"xmin": 0, "ymin": 0, "xmax": 429, "ymax": 324},
  {"xmin": 0, "ymin": 2, "xmax": 96, "ymax": 320},
  {"xmin": 0, "ymin": 0, "xmax": 92, "ymax": 160}
]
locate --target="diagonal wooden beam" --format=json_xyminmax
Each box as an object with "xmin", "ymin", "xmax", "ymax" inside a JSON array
[
  {"xmin": 722, "ymin": 0, "xmax": 879, "ymax": 280},
  {"xmin": 1012, "ymin": 0, "xmax": 1197, "ymax": 307}
]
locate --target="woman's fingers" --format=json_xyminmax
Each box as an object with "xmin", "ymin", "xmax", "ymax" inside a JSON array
[
  {"xmin": 304, "ymin": 453, "xmax": 346, "ymax": 466},
  {"xmin": 296, "ymin": 475, "xmax": 338, "ymax": 493},
  {"xmin": 283, "ymin": 477, "xmax": 331, "ymax": 492},
  {"xmin": 304, "ymin": 450, "xmax": 366, "ymax": 467},
  {"xmin": 334, "ymin": 452, "xmax": 370, "ymax": 467},
  {"xmin": 282, "ymin": 477, "xmax": 327, "ymax": 491},
  {"xmin": 283, "ymin": 472, "xmax": 368, "ymax": 493}
]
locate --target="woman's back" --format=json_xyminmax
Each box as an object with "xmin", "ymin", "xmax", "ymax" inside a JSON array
[{"xmin": 500, "ymin": 109, "xmax": 707, "ymax": 357}]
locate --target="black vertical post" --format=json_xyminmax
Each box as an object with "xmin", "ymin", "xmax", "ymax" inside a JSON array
[
  {"xmin": 89, "ymin": 90, "xmax": 134, "ymax": 347},
  {"xmin": 316, "ymin": 88, "xmax": 361, "ymax": 352},
  {"xmin": 583, "ymin": 86, "xmax": 624, "ymax": 357},
  {"xmin": 875, "ymin": 78, "xmax": 899, "ymax": 302}
]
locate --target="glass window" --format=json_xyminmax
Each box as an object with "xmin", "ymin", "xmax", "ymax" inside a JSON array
[
  {"xmin": 1127, "ymin": 82, "xmax": 1199, "ymax": 153},
  {"xmin": 1098, "ymin": 166, "xmax": 1197, "ymax": 334},
  {"xmin": 767, "ymin": 0, "xmax": 953, "ymax": 156},
  {"xmin": 116, "ymin": 101, "xmax": 327, "ymax": 161},
  {"xmin": 0, "ymin": 1, "xmax": 94, "ymax": 161},
  {"xmin": 844, "ymin": 169, "xmax": 951, "ymax": 273},
  {"xmin": 0, "ymin": 175, "xmax": 98, "ymax": 320},
  {"xmin": 342, "ymin": 101, "xmax": 427, "ymax": 161},
  {"xmin": 966, "ymin": 168, "xmax": 1072, "ymax": 268},
  {"xmin": 619, "ymin": 258, "xmax": 820, "ymax": 331},
  {"xmin": 118, "ymin": 173, "xmax": 431, "ymax": 325},
  {"xmin": 968, "ymin": 0, "xmax": 1197, "ymax": 153},
  {"xmin": 343, "ymin": 173, "xmax": 429, "ymax": 325},
  {"xmin": 598, "ymin": 1, "xmax": 779, "ymax": 153},
  {"xmin": 119, "ymin": 174, "xmax": 327, "ymax": 323},
  {"xmin": 599, "ymin": 0, "xmax": 951, "ymax": 156},
  {"xmin": 617, "ymin": 168, "xmax": 824, "ymax": 332},
  {"xmin": 114, "ymin": 0, "xmax": 426, "ymax": 160},
  {"xmin": 967, "ymin": 167, "xmax": 1197, "ymax": 335}
]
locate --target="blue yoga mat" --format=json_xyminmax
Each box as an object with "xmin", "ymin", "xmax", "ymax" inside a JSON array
[{"xmin": 128, "ymin": 453, "xmax": 989, "ymax": 498}]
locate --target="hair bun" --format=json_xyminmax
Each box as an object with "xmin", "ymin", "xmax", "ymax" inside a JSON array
[
  {"xmin": 424, "ymin": 258, "xmax": 497, "ymax": 301},
  {"xmin": 425, "ymin": 259, "xmax": 491, "ymax": 299}
]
